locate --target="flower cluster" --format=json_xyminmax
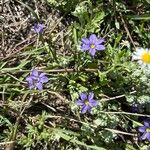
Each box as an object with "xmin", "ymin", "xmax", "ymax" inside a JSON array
[
  {"xmin": 26, "ymin": 69, "xmax": 97, "ymax": 113},
  {"xmin": 28, "ymin": 24, "xmax": 150, "ymax": 143}
]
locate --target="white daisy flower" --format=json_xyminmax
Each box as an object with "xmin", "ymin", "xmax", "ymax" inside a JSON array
[{"xmin": 132, "ymin": 47, "xmax": 150, "ymax": 71}]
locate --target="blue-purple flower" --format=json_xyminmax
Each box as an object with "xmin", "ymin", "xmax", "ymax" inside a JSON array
[
  {"xmin": 26, "ymin": 69, "xmax": 48, "ymax": 90},
  {"xmin": 33, "ymin": 23, "xmax": 44, "ymax": 33},
  {"xmin": 81, "ymin": 34, "xmax": 105, "ymax": 56},
  {"xmin": 131, "ymin": 102, "xmax": 139, "ymax": 113},
  {"xmin": 76, "ymin": 92, "xmax": 97, "ymax": 113},
  {"xmin": 138, "ymin": 121, "xmax": 150, "ymax": 141}
]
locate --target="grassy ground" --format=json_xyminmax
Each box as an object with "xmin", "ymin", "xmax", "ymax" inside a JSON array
[{"xmin": 0, "ymin": 0, "xmax": 150, "ymax": 150}]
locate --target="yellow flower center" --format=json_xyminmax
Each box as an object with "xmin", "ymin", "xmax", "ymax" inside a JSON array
[
  {"xmin": 84, "ymin": 100, "xmax": 89, "ymax": 105},
  {"xmin": 90, "ymin": 44, "xmax": 95, "ymax": 49},
  {"xmin": 142, "ymin": 52, "xmax": 150, "ymax": 64},
  {"xmin": 146, "ymin": 128, "xmax": 150, "ymax": 133}
]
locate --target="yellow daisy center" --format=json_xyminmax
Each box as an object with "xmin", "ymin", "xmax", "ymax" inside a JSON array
[
  {"xmin": 90, "ymin": 44, "xmax": 95, "ymax": 49},
  {"xmin": 84, "ymin": 100, "xmax": 89, "ymax": 105},
  {"xmin": 142, "ymin": 52, "xmax": 150, "ymax": 64},
  {"xmin": 146, "ymin": 128, "xmax": 150, "ymax": 133}
]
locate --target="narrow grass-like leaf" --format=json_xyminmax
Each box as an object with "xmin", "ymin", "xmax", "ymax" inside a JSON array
[{"xmin": 127, "ymin": 14, "xmax": 150, "ymax": 20}]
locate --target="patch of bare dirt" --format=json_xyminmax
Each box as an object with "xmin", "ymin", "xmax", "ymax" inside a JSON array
[{"xmin": 0, "ymin": 0, "xmax": 67, "ymax": 59}]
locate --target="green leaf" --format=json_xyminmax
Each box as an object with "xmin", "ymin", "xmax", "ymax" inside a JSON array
[
  {"xmin": 127, "ymin": 14, "xmax": 150, "ymax": 20},
  {"xmin": 57, "ymin": 130, "xmax": 106, "ymax": 150},
  {"xmin": 98, "ymin": 71, "xmax": 108, "ymax": 85},
  {"xmin": 0, "ymin": 62, "xmax": 7, "ymax": 69},
  {"xmin": 17, "ymin": 60, "xmax": 30, "ymax": 69},
  {"xmin": 132, "ymin": 120, "xmax": 143, "ymax": 128},
  {"xmin": 125, "ymin": 144, "xmax": 136, "ymax": 150},
  {"xmin": 145, "ymin": 0, "xmax": 150, "ymax": 4}
]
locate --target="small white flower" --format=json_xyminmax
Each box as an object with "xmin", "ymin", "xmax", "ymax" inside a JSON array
[
  {"xmin": 132, "ymin": 47, "xmax": 150, "ymax": 71},
  {"xmin": 120, "ymin": 40, "xmax": 130, "ymax": 48}
]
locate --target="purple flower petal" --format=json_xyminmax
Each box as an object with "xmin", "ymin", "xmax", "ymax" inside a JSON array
[
  {"xmin": 96, "ymin": 45, "xmax": 105, "ymax": 51},
  {"xmin": 89, "ymin": 99, "xmax": 97, "ymax": 106},
  {"xmin": 39, "ymin": 73, "xmax": 46, "ymax": 77},
  {"xmin": 76, "ymin": 100, "xmax": 84, "ymax": 106},
  {"xmin": 31, "ymin": 69, "xmax": 38, "ymax": 77},
  {"xmin": 36, "ymin": 82, "xmax": 43, "ymax": 90},
  {"xmin": 26, "ymin": 76, "xmax": 32, "ymax": 82},
  {"xmin": 31, "ymin": 76, "xmax": 38, "ymax": 81},
  {"xmin": 81, "ymin": 38, "xmax": 90, "ymax": 44},
  {"xmin": 89, "ymin": 48, "xmax": 96, "ymax": 56},
  {"xmin": 144, "ymin": 121, "xmax": 150, "ymax": 127},
  {"xmin": 81, "ymin": 44, "xmax": 90, "ymax": 51},
  {"xmin": 79, "ymin": 93, "xmax": 87, "ymax": 100},
  {"xmin": 40, "ymin": 75, "xmax": 48, "ymax": 83},
  {"xmin": 88, "ymin": 92, "xmax": 94, "ymax": 100},
  {"xmin": 87, "ymin": 107, "xmax": 92, "ymax": 113},
  {"xmin": 89, "ymin": 34, "xmax": 97, "ymax": 43},
  {"xmin": 33, "ymin": 23, "xmax": 44, "ymax": 33},
  {"xmin": 97, "ymin": 39, "xmax": 104, "ymax": 44},
  {"xmin": 28, "ymin": 82, "xmax": 34, "ymax": 89},
  {"xmin": 81, "ymin": 105, "xmax": 91, "ymax": 114},
  {"xmin": 147, "ymin": 133, "xmax": 150, "ymax": 141},
  {"xmin": 138, "ymin": 126, "xmax": 146, "ymax": 133},
  {"xmin": 141, "ymin": 132, "xmax": 148, "ymax": 140}
]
